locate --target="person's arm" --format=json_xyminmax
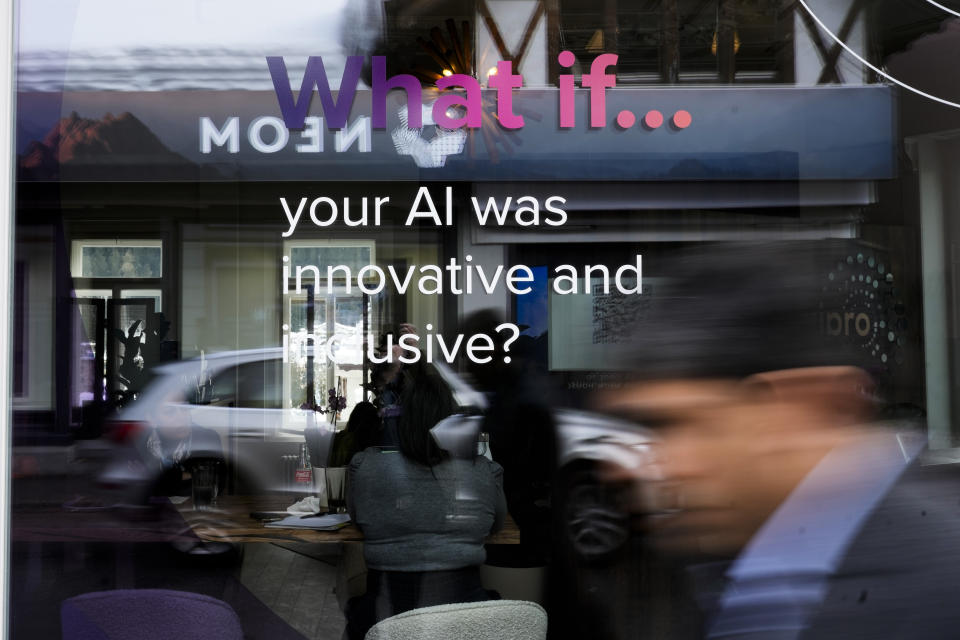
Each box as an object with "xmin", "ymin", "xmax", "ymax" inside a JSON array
[{"xmin": 346, "ymin": 451, "xmax": 365, "ymax": 524}]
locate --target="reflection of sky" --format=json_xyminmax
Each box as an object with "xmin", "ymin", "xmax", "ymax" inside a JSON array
[
  {"xmin": 17, "ymin": 0, "xmax": 353, "ymax": 91},
  {"xmin": 516, "ymin": 265, "xmax": 548, "ymax": 337},
  {"xmin": 18, "ymin": 0, "xmax": 349, "ymax": 51}
]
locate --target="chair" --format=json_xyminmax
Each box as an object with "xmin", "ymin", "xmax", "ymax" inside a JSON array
[
  {"xmin": 365, "ymin": 600, "xmax": 547, "ymax": 640},
  {"xmin": 61, "ymin": 589, "xmax": 243, "ymax": 640}
]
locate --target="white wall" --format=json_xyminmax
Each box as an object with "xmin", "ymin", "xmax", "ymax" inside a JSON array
[
  {"xmin": 794, "ymin": 0, "xmax": 867, "ymax": 85},
  {"xmin": 180, "ymin": 227, "xmax": 281, "ymax": 356},
  {"xmin": 12, "ymin": 235, "xmax": 54, "ymax": 410},
  {"xmin": 476, "ymin": 0, "xmax": 549, "ymax": 87}
]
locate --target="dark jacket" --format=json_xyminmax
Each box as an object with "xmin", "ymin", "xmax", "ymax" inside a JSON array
[
  {"xmin": 702, "ymin": 459, "xmax": 960, "ymax": 639},
  {"xmin": 347, "ymin": 448, "xmax": 506, "ymax": 571},
  {"xmin": 801, "ymin": 460, "xmax": 960, "ymax": 639}
]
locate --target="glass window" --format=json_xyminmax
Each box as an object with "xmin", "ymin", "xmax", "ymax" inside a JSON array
[
  {"xmin": 559, "ymin": 0, "xmax": 787, "ymax": 83},
  {"xmin": 71, "ymin": 240, "xmax": 163, "ymax": 279},
  {"xmin": 121, "ymin": 289, "xmax": 163, "ymax": 311},
  {"xmin": 236, "ymin": 359, "xmax": 283, "ymax": 410},
  {"xmin": 285, "ymin": 240, "xmax": 376, "ymax": 424},
  {"xmin": 284, "ymin": 288, "xmax": 371, "ymax": 423},
  {"xmin": 288, "ymin": 242, "xmax": 374, "ymax": 276},
  {"xmin": 10, "ymin": 2, "xmax": 955, "ymax": 640},
  {"xmin": 198, "ymin": 359, "xmax": 283, "ymax": 410}
]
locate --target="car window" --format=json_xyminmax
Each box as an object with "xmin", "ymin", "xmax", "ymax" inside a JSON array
[
  {"xmin": 236, "ymin": 359, "xmax": 283, "ymax": 409},
  {"xmin": 206, "ymin": 368, "xmax": 237, "ymax": 406},
  {"xmin": 189, "ymin": 359, "xmax": 282, "ymax": 409}
]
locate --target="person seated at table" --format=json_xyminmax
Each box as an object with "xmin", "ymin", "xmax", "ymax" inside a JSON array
[
  {"xmin": 329, "ymin": 401, "xmax": 382, "ymax": 467},
  {"xmin": 345, "ymin": 362, "xmax": 506, "ymax": 640}
]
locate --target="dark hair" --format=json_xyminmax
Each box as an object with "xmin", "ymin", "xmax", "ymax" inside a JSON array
[
  {"xmin": 346, "ymin": 401, "xmax": 381, "ymax": 451},
  {"xmin": 397, "ymin": 363, "xmax": 456, "ymax": 466},
  {"xmin": 629, "ymin": 240, "xmax": 870, "ymax": 379},
  {"xmin": 459, "ymin": 308, "xmax": 510, "ymax": 390}
]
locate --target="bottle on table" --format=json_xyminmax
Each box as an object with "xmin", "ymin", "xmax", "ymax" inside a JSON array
[{"xmin": 295, "ymin": 442, "xmax": 313, "ymax": 490}]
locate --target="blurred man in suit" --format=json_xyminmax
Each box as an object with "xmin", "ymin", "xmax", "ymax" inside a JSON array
[{"xmin": 600, "ymin": 241, "xmax": 960, "ymax": 639}]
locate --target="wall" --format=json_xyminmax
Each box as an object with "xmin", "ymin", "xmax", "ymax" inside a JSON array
[
  {"xmin": 794, "ymin": 0, "xmax": 866, "ymax": 86},
  {"xmin": 12, "ymin": 228, "xmax": 54, "ymax": 411},
  {"xmin": 181, "ymin": 225, "xmax": 281, "ymax": 356}
]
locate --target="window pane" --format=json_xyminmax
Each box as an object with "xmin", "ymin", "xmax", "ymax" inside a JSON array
[
  {"xmin": 79, "ymin": 245, "xmax": 162, "ymax": 278},
  {"xmin": 199, "ymin": 360, "xmax": 283, "ymax": 409},
  {"xmin": 287, "ymin": 295, "xmax": 327, "ymax": 411},
  {"xmin": 236, "ymin": 359, "xmax": 283, "ymax": 410},
  {"xmin": 121, "ymin": 289, "xmax": 162, "ymax": 312},
  {"xmin": 289, "ymin": 246, "xmax": 371, "ymax": 274}
]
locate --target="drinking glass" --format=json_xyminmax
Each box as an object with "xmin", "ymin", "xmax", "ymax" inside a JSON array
[
  {"xmin": 190, "ymin": 460, "xmax": 221, "ymax": 511},
  {"xmin": 324, "ymin": 466, "xmax": 348, "ymax": 514}
]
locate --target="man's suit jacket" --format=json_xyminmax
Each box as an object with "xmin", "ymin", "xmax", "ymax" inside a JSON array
[
  {"xmin": 801, "ymin": 459, "xmax": 960, "ymax": 639},
  {"xmin": 710, "ymin": 459, "xmax": 960, "ymax": 639}
]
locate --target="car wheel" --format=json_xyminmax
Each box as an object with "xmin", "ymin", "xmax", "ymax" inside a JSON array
[{"xmin": 559, "ymin": 463, "xmax": 632, "ymax": 564}]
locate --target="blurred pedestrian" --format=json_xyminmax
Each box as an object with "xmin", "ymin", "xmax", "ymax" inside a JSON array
[{"xmin": 599, "ymin": 242, "xmax": 953, "ymax": 639}]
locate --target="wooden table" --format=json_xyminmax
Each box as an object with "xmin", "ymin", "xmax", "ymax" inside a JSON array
[
  {"xmin": 178, "ymin": 496, "xmax": 521, "ymax": 545},
  {"xmin": 11, "ymin": 495, "xmax": 520, "ymax": 545}
]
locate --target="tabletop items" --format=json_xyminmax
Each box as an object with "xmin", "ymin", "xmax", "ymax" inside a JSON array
[{"xmin": 265, "ymin": 513, "xmax": 351, "ymax": 531}]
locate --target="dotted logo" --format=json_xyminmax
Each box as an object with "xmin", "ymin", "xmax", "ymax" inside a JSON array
[{"xmin": 822, "ymin": 252, "xmax": 906, "ymax": 369}]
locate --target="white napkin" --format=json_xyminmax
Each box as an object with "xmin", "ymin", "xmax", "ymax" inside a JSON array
[{"xmin": 287, "ymin": 495, "xmax": 321, "ymax": 514}]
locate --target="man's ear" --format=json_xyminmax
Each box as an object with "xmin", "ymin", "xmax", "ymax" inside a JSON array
[{"xmin": 741, "ymin": 367, "xmax": 876, "ymax": 422}]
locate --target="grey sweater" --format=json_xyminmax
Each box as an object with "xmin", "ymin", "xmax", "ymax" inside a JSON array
[{"xmin": 347, "ymin": 449, "xmax": 506, "ymax": 572}]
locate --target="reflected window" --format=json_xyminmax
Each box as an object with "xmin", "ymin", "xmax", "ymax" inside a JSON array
[
  {"xmin": 559, "ymin": 0, "xmax": 786, "ymax": 84},
  {"xmin": 199, "ymin": 359, "xmax": 283, "ymax": 410},
  {"xmin": 284, "ymin": 240, "xmax": 377, "ymax": 424},
  {"xmin": 69, "ymin": 238, "xmax": 167, "ymax": 417},
  {"xmin": 71, "ymin": 240, "xmax": 163, "ymax": 278},
  {"xmin": 288, "ymin": 241, "xmax": 373, "ymax": 276}
]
